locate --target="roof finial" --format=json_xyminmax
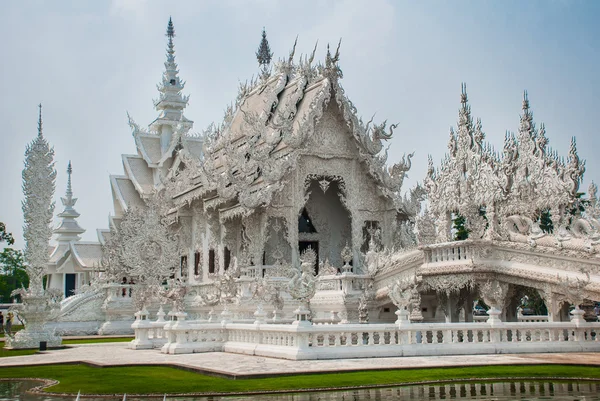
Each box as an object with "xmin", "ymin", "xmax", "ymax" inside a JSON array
[
  {"xmin": 167, "ymin": 17, "xmax": 175, "ymax": 41},
  {"xmin": 151, "ymin": 17, "xmax": 191, "ymax": 127},
  {"xmin": 54, "ymin": 160, "xmax": 85, "ymax": 243},
  {"xmin": 66, "ymin": 160, "xmax": 73, "ymax": 198},
  {"xmin": 522, "ymin": 90, "xmax": 529, "ymax": 111},
  {"xmin": 166, "ymin": 17, "xmax": 175, "ymax": 62},
  {"xmin": 288, "ymin": 35, "xmax": 298, "ymax": 64},
  {"xmin": 256, "ymin": 27, "xmax": 273, "ymax": 75},
  {"xmin": 37, "ymin": 103, "xmax": 43, "ymax": 137},
  {"xmin": 460, "ymin": 83, "xmax": 468, "ymax": 104}
]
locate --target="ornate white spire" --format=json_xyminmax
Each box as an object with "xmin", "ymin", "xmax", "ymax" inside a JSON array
[
  {"xmin": 151, "ymin": 17, "xmax": 190, "ymax": 125},
  {"xmin": 148, "ymin": 17, "xmax": 193, "ymax": 155},
  {"xmin": 22, "ymin": 104, "xmax": 56, "ymax": 294},
  {"xmin": 37, "ymin": 103, "xmax": 43, "ymax": 137},
  {"xmin": 54, "ymin": 161, "xmax": 85, "ymax": 243}
]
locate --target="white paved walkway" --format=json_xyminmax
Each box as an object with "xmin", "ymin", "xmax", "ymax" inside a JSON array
[{"xmin": 0, "ymin": 343, "xmax": 599, "ymax": 377}]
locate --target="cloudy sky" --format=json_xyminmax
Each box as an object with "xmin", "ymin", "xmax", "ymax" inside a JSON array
[{"xmin": 1, "ymin": 0, "xmax": 599, "ymax": 250}]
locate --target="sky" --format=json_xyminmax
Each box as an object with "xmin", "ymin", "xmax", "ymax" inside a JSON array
[{"xmin": 1, "ymin": 0, "xmax": 599, "ymax": 250}]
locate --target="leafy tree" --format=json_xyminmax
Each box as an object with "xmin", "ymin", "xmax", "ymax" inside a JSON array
[
  {"xmin": 539, "ymin": 209, "xmax": 553, "ymax": 233},
  {"xmin": 0, "ymin": 247, "xmax": 28, "ymax": 303},
  {"xmin": 520, "ymin": 287, "xmax": 548, "ymax": 315},
  {"xmin": 538, "ymin": 192, "xmax": 589, "ymax": 234},
  {"xmin": 0, "ymin": 222, "xmax": 14, "ymax": 246},
  {"xmin": 0, "ymin": 223, "xmax": 28, "ymax": 302},
  {"xmin": 452, "ymin": 214, "xmax": 469, "ymax": 241}
]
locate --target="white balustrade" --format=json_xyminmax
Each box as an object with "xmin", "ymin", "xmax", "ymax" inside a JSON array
[
  {"xmin": 132, "ymin": 315, "xmax": 600, "ymax": 359},
  {"xmin": 517, "ymin": 313, "xmax": 549, "ymax": 322},
  {"xmin": 423, "ymin": 241, "xmax": 473, "ymax": 264}
]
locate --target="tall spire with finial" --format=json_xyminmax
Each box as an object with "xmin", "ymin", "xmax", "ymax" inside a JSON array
[
  {"xmin": 456, "ymin": 83, "xmax": 474, "ymax": 151},
  {"xmin": 256, "ymin": 27, "xmax": 273, "ymax": 76},
  {"xmin": 37, "ymin": 104, "xmax": 43, "ymax": 137},
  {"xmin": 54, "ymin": 161, "xmax": 85, "ymax": 243},
  {"xmin": 150, "ymin": 17, "xmax": 192, "ymax": 151},
  {"xmin": 22, "ymin": 105, "xmax": 56, "ymax": 293}
]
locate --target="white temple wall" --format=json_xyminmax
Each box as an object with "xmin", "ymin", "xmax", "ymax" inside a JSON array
[
  {"xmin": 301, "ymin": 179, "xmax": 351, "ymax": 269},
  {"xmin": 279, "ymin": 97, "xmax": 396, "ymax": 271},
  {"xmin": 264, "ymin": 216, "xmax": 291, "ymax": 265}
]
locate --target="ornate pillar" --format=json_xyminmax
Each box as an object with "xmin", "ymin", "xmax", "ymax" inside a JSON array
[
  {"xmin": 351, "ymin": 213, "xmax": 363, "ymax": 272},
  {"xmin": 479, "ymin": 280, "xmax": 510, "ymax": 324}
]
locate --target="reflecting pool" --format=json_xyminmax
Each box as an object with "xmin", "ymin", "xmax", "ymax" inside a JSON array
[{"xmin": 2, "ymin": 379, "xmax": 599, "ymax": 401}]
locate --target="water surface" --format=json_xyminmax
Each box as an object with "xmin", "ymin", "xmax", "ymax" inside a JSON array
[{"xmin": 2, "ymin": 379, "xmax": 599, "ymax": 401}]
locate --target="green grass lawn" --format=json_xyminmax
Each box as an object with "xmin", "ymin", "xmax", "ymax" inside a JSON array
[
  {"xmin": 0, "ymin": 348, "xmax": 38, "ymax": 358},
  {"xmin": 0, "ymin": 325, "xmax": 24, "ymax": 338},
  {"xmin": 0, "ymin": 364, "xmax": 598, "ymax": 395}
]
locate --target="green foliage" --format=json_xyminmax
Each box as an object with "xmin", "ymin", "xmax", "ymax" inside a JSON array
[
  {"xmin": 452, "ymin": 214, "xmax": 469, "ymax": 241},
  {"xmin": 0, "ymin": 364, "xmax": 597, "ymax": 395},
  {"xmin": 539, "ymin": 209, "xmax": 553, "ymax": 233},
  {"xmin": 567, "ymin": 192, "xmax": 589, "ymax": 222},
  {"xmin": 0, "ymin": 222, "xmax": 14, "ymax": 246},
  {"xmin": 0, "ymin": 248, "xmax": 29, "ymax": 303},
  {"xmin": 0, "ymin": 347, "xmax": 37, "ymax": 358},
  {"xmin": 538, "ymin": 192, "xmax": 590, "ymax": 234},
  {"xmin": 520, "ymin": 287, "xmax": 548, "ymax": 315}
]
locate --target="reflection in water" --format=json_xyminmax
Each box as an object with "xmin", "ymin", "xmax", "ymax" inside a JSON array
[{"xmin": 1, "ymin": 380, "xmax": 599, "ymax": 401}]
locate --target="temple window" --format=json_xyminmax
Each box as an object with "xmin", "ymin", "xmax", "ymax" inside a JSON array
[
  {"xmin": 194, "ymin": 251, "xmax": 200, "ymax": 276},
  {"xmin": 208, "ymin": 249, "xmax": 215, "ymax": 274},
  {"xmin": 224, "ymin": 247, "xmax": 231, "ymax": 271},
  {"xmin": 180, "ymin": 255, "xmax": 187, "ymax": 276}
]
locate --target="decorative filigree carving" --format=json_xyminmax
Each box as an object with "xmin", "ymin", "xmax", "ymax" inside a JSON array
[
  {"xmin": 424, "ymin": 86, "xmax": 589, "ymax": 247},
  {"xmin": 287, "ymin": 248, "xmax": 317, "ymax": 304},
  {"xmin": 101, "ymin": 194, "xmax": 179, "ymax": 310}
]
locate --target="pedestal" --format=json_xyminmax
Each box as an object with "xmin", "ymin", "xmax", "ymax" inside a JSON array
[
  {"xmin": 4, "ymin": 293, "xmax": 62, "ymax": 349},
  {"xmin": 293, "ymin": 304, "xmax": 312, "ymax": 326}
]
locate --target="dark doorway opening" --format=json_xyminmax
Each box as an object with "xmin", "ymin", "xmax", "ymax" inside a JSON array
[
  {"xmin": 298, "ymin": 241, "xmax": 319, "ymax": 275},
  {"xmin": 298, "ymin": 208, "xmax": 317, "ymax": 233},
  {"xmin": 65, "ymin": 273, "xmax": 76, "ymax": 297}
]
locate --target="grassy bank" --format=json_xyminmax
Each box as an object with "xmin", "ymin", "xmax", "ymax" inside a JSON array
[{"xmin": 0, "ymin": 364, "xmax": 598, "ymax": 395}]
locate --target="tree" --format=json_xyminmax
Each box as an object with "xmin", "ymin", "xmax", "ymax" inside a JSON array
[
  {"xmin": 538, "ymin": 192, "xmax": 589, "ymax": 234},
  {"xmin": 0, "ymin": 248, "xmax": 28, "ymax": 302},
  {"xmin": 538, "ymin": 209, "xmax": 553, "ymax": 233},
  {"xmin": 0, "ymin": 222, "xmax": 14, "ymax": 245},
  {"xmin": 452, "ymin": 213, "xmax": 469, "ymax": 241}
]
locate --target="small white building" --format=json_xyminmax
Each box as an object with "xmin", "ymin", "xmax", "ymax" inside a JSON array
[{"xmin": 45, "ymin": 162, "xmax": 102, "ymax": 298}]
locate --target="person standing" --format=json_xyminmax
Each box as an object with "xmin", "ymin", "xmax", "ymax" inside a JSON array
[
  {"xmin": 5, "ymin": 312, "xmax": 12, "ymax": 335},
  {"xmin": 0, "ymin": 312, "xmax": 4, "ymax": 333}
]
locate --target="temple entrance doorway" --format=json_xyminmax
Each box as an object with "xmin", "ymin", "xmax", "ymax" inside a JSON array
[
  {"xmin": 298, "ymin": 241, "xmax": 319, "ymax": 274},
  {"xmin": 299, "ymin": 178, "xmax": 352, "ymax": 270},
  {"xmin": 65, "ymin": 273, "xmax": 76, "ymax": 298}
]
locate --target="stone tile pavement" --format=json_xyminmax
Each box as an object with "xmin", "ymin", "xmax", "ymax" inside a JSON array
[{"xmin": 0, "ymin": 343, "xmax": 599, "ymax": 377}]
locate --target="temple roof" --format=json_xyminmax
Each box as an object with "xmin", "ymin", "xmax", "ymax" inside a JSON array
[
  {"xmin": 70, "ymin": 242, "xmax": 102, "ymax": 268},
  {"xmin": 122, "ymin": 154, "xmax": 154, "ymax": 195},
  {"xmin": 166, "ymin": 44, "xmax": 412, "ymax": 214},
  {"xmin": 110, "ymin": 175, "xmax": 145, "ymax": 215}
]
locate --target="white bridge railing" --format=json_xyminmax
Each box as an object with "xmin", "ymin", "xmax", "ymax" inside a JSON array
[{"xmin": 130, "ymin": 311, "xmax": 600, "ymax": 360}]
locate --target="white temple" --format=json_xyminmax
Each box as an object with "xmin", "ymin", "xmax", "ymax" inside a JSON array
[
  {"xmin": 46, "ymin": 161, "xmax": 101, "ymax": 297},
  {"xmin": 39, "ymin": 19, "xmax": 600, "ymax": 358}
]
